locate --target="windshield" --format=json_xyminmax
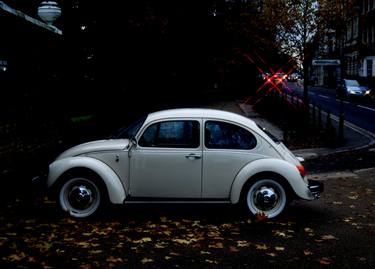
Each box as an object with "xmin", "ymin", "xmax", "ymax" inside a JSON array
[
  {"xmin": 112, "ymin": 116, "xmax": 146, "ymax": 139},
  {"xmin": 345, "ymin": 80, "xmax": 360, "ymax": 86},
  {"xmin": 257, "ymin": 124, "xmax": 280, "ymax": 144}
]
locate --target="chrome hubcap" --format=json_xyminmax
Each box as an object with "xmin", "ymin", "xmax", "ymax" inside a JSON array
[
  {"xmin": 254, "ymin": 187, "xmax": 279, "ymax": 211},
  {"xmin": 68, "ymin": 185, "xmax": 94, "ymax": 210}
]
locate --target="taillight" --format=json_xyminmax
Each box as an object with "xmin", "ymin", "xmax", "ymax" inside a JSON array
[{"xmin": 297, "ymin": 165, "xmax": 305, "ymax": 177}]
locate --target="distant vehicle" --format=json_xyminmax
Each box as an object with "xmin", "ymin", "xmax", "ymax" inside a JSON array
[
  {"xmin": 265, "ymin": 72, "xmax": 286, "ymax": 85},
  {"xmin": 287, "ymin": 72, "xmax": 300, "ymax": 82},
  {"xmin": 336, "ymin": 79, "xmax": 371, "ymax": 99},
  {"xmin": 45, "ymin": 108, "xmax": 323, "ymax": 219}
]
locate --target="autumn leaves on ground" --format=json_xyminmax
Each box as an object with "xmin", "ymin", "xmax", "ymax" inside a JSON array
[{"xmin": 1, "ymin": 171, "xmax": 375, "ymax": 269}]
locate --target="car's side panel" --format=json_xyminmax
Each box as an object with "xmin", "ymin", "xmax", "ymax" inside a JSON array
[
  {"xmin": 202, "ymin": 151, "xmax": 264, "ymax": 198},
  {"xmin": 87, "ymin": 152, "xmax": 130, "ymax": 195},
  {"xmin": 130, "ymin": 148, "xmax": 202, "ymax": 198},
  {"xmin": 47, "ymin": 156, "xmax": 126, "ymax": 204},
  {"xmin": 230, "ymin": 158, "xmax": 314, "ymax": 204}
]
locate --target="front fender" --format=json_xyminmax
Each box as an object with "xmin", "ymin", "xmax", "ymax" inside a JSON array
[
  {"xmin": 47, "ymin": 156, "xmax": 126, "ymax": 204},
  {"xmin": 230, "ymin": 158, "xmax": 314, "ymax": 204}
]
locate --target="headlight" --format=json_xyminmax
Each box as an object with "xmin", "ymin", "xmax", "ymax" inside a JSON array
[
  {"xmin": 365, "ymin": 90, "xmax": 371, "ymax": 95},
  {"xmin": 349, "ymin": 90, "xmax": 356, "ymax": 94}
]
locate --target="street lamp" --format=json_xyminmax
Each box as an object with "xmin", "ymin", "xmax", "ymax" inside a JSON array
[{"xmin": 38, "ymin": 1, "xmax": 61, "ymax": 26}]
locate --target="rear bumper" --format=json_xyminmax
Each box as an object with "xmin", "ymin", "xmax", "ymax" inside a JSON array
[{"xmin": 308, "ymin": 179, "xmax": 324, "ymax": 198}]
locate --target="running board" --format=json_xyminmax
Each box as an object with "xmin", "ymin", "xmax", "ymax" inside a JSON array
[{"xmin": 124, "ymin": 200, "xmax": 231, "ymax": 204}]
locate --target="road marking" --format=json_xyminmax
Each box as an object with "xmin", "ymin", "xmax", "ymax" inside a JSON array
[
  {"xmin": 318, "ymin": 94, "xmax": 330, "ymax": 99},
  {"xmin": 357, "ymin": 105, "xmax": 375, "ymax": 112},
  {"xmin": 335, "ymin": 99, "xmax": 350, "ymax": 104}
]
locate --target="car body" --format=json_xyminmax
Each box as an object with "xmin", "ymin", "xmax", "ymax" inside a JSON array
[
  {"xmin": 47, "ymin": 109, "xmax": 323, "ymax": 219},
  {"xmin": 337, "ymin": 79, "xmax": 371, "ymax": 99}
]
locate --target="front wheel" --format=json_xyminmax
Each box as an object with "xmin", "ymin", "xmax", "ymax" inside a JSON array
[
  {"xmin": 59, "ymin": 177, "xmax": 102, "ymax": 218},
  {"xmin": 246, "ymin": 179, "xmax": 287, "ymax": 219}
]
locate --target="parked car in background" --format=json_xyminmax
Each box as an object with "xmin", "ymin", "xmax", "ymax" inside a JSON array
[
  {"xmin": 46, "ymin": 109, "xmax": 323, "ymax": 219},
  {"xmin": 336, "ymin": 79, "xmax": 371, "ymax": 99}
]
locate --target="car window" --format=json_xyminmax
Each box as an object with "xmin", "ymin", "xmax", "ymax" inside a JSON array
[
  {"xmin": 205, "ymin": 121, "xmax": 256, "ymax": 150},
  {"xmin": 345, "ymin": 80, "xmax": 359, "ymax": 86},
  {"xmin": 139, "ymin": 120, "xmax": 200, "ymax": 148},
  {"xmin": 112, "ymin": 116, "xmax": 146, "ymax": 139}
]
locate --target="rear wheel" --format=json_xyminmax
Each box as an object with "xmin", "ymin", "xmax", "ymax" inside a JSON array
[
  {"xmin": 59, "ymin": 177, "xmax": 102, "ymax": 218},
  {"xmin": 246, "ymin": 179, "xmax": 287, "ymax": 219}
]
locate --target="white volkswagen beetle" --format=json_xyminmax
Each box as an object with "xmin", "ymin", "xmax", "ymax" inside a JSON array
[{"xmin": 47, "ymin": 108, "xmax": 323, "ymax": 219}]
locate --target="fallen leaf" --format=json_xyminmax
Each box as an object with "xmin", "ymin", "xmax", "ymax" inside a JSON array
[
  {"xmin": 237, "ymin": 240, "xmax": 250, "ymax": 247},
  {"xmin": 133, "ymin": 237, "xmax": 152, "ymax": 244},
  {"xmin": 266, "ymin": 252, "xmax": 277, "ymax": 257},
  {"xmin": 172, "ymin": 238, "xmax": 192, "ymax": 245},
  {"xmin": 209, "ymin": 242, "xmax": 224, "ymax": 249},
  {"xmin": 7, "ymin": 252, "xmax": 26, "ymax": 262},
  {"xmin": 255, "ymin": 212, "xmax": 268, "ymax": 222},
  {"xmin": 332, "ymin": 201, "xmax": 343, "ymax": 205},
  {"xmin": 141, "ymin": 258, "xmax": 154, "ymax": 264},
  {"xmin": 304, "ymin": 228, "xmax": 314, "ymax": 233},
  {"xmin": 205, "ymin": 259, "xmax": 218, "ymax": 264},
  {"xmin": 255, "ymin": 244, "xmax": 268, "ymax": 250},
  {"xmin": 165, "ymin": 256, "xmax": 172, "ymax": 260},
  {"xmin": 319, "ymin": 257, "xmax": 332, "ymax": 265},
  {"xmin": 304, "ymin": 249, "xmax": 313, "ymax": 256},
  {"xmin": 89, "ymin": 250, "xmax": 102, "ymax": 255},
  {"xmin": 275, "ymin": 246, "xmax": 285, "ymax": 251},
  {"xmin": 155, "ymin": 242, "xmax": 168, "ymax": 249},
  {"xmin": 321, "ymin": 235, "xmax": 337, "ymax": 240},
  {"xmin": 106, "ymin": 257, "xmax": 124, "ymax": 263},
  {"xmin": 79, "ymin": 264, "xmax": 92, "ymax": 269},
  {"xmin": 228, "ymin": 246, "xmax": 240, "ymax": 253},
  {"xmin": 200, "ymin": 251, "xmax": 211, "ymax": 255}
]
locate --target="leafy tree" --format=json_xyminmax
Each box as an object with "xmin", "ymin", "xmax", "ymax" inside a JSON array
[{"xmin": 262, "ymin": 0, "xmax": 322, "ymax": 103}]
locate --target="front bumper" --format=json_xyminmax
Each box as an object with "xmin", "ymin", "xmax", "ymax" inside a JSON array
[{"xmin": 308, "ymin": 179, "xmax": 324, "ymax": 198}]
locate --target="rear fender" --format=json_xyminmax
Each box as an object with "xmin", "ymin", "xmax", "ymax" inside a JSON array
[{"xmin": 230, "ymin": 158, "xmax": 314, "ymax": 204}]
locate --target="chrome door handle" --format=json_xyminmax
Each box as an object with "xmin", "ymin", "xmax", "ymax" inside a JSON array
[{"xmin": 185, "ymin": 153, "xmax": 202, "ymax": 160}]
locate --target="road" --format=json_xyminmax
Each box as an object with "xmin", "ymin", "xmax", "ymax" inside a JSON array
[{"xmin": 284, "ymin": 81, "xmax": 375, "ymax": 134}]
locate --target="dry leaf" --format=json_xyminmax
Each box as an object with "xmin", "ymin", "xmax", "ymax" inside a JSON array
[
  {"xmin": 141, "ymin": 258, "xmax": 154, "ymax": 264},
  {"xmin": 106, "ymin": 256, "xmax": 124, "ymax": 263},
  {"xmin": 133, "ymin": 237, "xmax": 152, "ymax": 244},
  {"xmin": 319, "ymin": 257, "xmax": 332, "ymax": 265},
  {"xmin": 321, "ymin": 235, "xmax": 337, "ymax": 240},
  {"xmin": 228, "ymin": 246, "xmax": 240, "ymax": 252},
  {"xmin": 237, "ymin": 240, "xmax": 250, "ymax": 247},
  {"xmin": 255, "ymin": 244, "xmax": 268, "ymax": 250},
  {"xmin": 255, "ymin": 212, "xmax": 268, "ymax": 222},
  {"xmin": 266, "ymin": 252, "xmax": 277, "ymax": 257},
  {"xmin": 275, "ymin": 246, "xmax": 285, "ymax": 251},
  {"xmin": 209, "ymin": 242, "xmax": 224, "ymax": 249},
  {"xmin": 304, "ymin": 249, "xmax": 313, "ymax": 256}
]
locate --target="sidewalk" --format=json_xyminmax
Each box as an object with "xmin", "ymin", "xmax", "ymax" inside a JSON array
[{"xmin": 202, "ymin": 100, "xmax": 375, "ymax": 160}]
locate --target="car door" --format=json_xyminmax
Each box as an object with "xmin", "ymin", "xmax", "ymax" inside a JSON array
[
  {"xmin": 202, "ymin": 120, "xmax": 262, "ymax": 199},
  {"xmin": 129, "ymin": 119, "xmax": 202, "ymax": 198}
]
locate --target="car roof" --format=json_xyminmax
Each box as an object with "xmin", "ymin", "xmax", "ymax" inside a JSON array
[{"xmin": 146, "ymin": 108, "xmax": 258, "ymax": 129}]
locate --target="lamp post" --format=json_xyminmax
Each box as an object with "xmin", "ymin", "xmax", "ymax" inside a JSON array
[{"xmin": 38, "ymin": 1, "xmax": 61, "ymax": 26}]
